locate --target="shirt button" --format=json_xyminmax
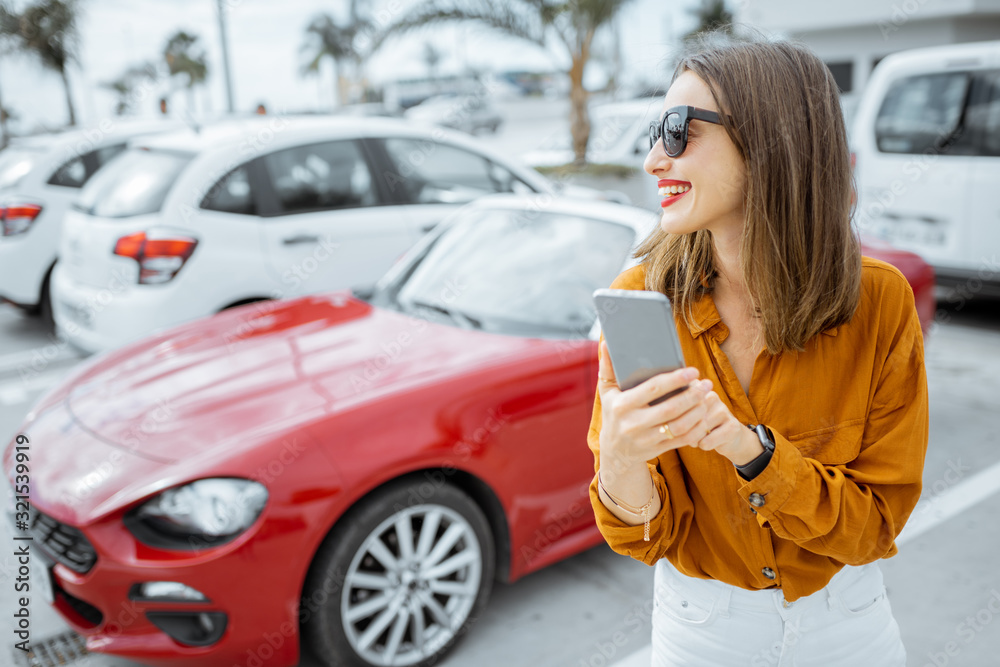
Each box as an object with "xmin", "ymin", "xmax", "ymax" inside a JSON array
[
  {"xmin": 762, "ymin": 567, "xmax": 776, "ymax": 580},
  {"xmin": 749, "ymin": 493, "xmax": 765, "ymax": 507}
]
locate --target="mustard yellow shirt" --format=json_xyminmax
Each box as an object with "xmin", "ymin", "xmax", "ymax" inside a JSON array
[{"xmin": 587, "ymin": 256, "xmax": 929, "ymax": 602}]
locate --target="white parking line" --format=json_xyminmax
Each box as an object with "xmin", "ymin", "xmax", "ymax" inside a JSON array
[
  {"xmin": 608, "ymin": 457, "xmax": 1000, "ymax": 667},
  {"xmin": 0, "ymin": 344, "xmax": 82, "ymax": 375},
  {"xmin": 611, "ymin": 645, "xmax": 651, "ymax": 667},
  {"xmin": 897, "ymin": 457, "xmax": 1000, "ymax": 546},
  {"xmin": 0, "ymin": 367, "xmax": 76, "ymax": 406}
]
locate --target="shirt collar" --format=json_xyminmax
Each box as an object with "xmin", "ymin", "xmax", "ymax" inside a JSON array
[{"xmin": 685, "ymin": 292, "xmax": 722, "ymax": 338}]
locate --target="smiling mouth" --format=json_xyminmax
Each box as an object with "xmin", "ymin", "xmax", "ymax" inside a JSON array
[
  {"xmin": 658, "ymin": 184, "xmax": 691, "ymax": 197},
  {"xmin": 658, "ymin": 181, "xmax": 691, "ymax": 208}
]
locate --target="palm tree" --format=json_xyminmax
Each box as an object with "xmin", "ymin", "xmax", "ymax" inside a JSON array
[
  {"xmin": 102, "ymin": 62, "xmax": 158, "ymax": 116},
  {"xmin": 0, "ymin": 0, "xmax": 81, "ymax": 126},
  {"xmin": 684, "ymin": 0, "xmax": 734, "ymax": 41},
  {"xmin": 163, "ymin": 31, "xmax": 208, "ymax": 115},
  {"xmin": 368, "ymin": 0, "xmax": 635, "ymax": 165},
  {"xmin": 301, "ymin": 9, "xmax": 371, "ymax": 108}
]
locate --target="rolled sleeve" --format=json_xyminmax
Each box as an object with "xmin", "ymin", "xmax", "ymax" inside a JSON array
[{"xmin": 588, "ymin": 460, "xmax": 673, "ymax": 564}]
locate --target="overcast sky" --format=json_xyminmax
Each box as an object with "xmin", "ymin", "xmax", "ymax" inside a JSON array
[{"xmin": 0, "ymin": 0, "xmax": 712, "ymax": 133}]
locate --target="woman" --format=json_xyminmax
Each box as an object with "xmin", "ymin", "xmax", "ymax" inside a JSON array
[{"xmin": 588, "ymin": 32, "xmax": 927, "ymax": 666}]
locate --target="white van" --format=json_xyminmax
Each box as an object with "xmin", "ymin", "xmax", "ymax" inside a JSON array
[{"xmin": 851, "ymin": 40, "xmax": 1000, "ymax": 298}]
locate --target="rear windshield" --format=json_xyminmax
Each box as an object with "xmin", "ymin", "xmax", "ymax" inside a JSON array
[
  {"xmin": 0, "ymin": 146, "xmax": 46, "ymax": 189},
  {"xmin": 75, "ymin": 148, "xmax": 192, "ymax": 218}
]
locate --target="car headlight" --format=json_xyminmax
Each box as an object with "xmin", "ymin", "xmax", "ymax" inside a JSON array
[{"xmin": 125, "ymin": 478, "xmax": 268, "ymax": 550}]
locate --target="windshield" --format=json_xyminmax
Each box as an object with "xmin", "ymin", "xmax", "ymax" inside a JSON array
[
  {"xmin": 0, "ymin": 146, "xmax": 45, "ymax": 189},
  {"xmin": 387, "ymin": 208, "xmax": 635, "ymax": 336},
  {"xmin": 75, "ymin": 148, "xmax": 192, "ymax": 218}
]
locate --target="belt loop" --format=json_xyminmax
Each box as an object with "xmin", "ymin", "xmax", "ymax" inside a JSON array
[{"xmin": 716, "ymin": 584, "xmax": 732, "ymax": 618}]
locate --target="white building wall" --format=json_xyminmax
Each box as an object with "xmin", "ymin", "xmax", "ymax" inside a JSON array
[
  {"xmin": 737, "ymin": 0, "xmax": 997, "ymax": 34},
  {"xmin": 736, "ymin": 1, "xmax": 1000, "ymax": 98}
]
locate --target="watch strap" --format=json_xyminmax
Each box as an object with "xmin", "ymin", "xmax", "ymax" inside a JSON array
[{"xmin": 735, "ymin": 424, "xmax": 775, "ymax": 481}]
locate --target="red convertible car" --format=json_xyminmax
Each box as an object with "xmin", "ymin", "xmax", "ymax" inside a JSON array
[{"xmin": 4, "ymin": 195, "xmax": 933, "ymax": 667}]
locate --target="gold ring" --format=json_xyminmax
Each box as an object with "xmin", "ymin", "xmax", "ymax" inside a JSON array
[
  {"xmin": 705, "ymin": 427, "xmax": 712, "ymax": 437},
  {"xmin": 598, "ymin": 376, "xmax": 615, "ymax": 383},
  {"xmin": 659, "ymin": 423, "xmax": 674, "ymax": 439}
]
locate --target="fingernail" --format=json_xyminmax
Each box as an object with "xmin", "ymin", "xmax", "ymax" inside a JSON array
[
  {"xmin": 700, "ymin": 379, "xmax": 713, "ymax": 390},
  {"xmin": 684, "ymin": 368, "xmax": 698, "ymax": 380}
]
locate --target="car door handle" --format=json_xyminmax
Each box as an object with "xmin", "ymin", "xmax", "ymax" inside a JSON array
[{"xmin": 282, "ymin": 234, "xmax": 319, "ymax": 245}]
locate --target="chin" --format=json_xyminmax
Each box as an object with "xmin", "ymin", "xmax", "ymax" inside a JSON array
[{"xmin": 659, "ymin": 212, "xmax": 702, "ymax": 236}]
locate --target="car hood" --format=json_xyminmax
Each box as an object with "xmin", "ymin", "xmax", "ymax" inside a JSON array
[{"xmin": 63, "ymin": 291, "xmax": 546, "ymax": 464}]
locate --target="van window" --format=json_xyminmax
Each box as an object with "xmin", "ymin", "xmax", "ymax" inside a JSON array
[
  {"xmin": 874, "ymin": 72, "xmax": 973, "ymax": 155},
  {"xmin": 967, "ymin": 70, "xmax": 1000, "ymax": 157},
  {"xmin": 826, "ymin": 61, "xmax": 853, "ymax": 93}
]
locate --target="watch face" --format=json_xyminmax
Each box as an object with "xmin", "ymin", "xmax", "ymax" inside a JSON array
[{"xmin": 755, "ymin": 424, "xmax": 775, "ymax": 451}]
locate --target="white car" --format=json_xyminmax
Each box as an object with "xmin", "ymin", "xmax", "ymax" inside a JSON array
[
  {"xmin": 0, "ymin": 120, "xmax": 180, "ymax": 319},
  {"xmin": 851, "ymin": 39, "xmax": 1000, "ymax": 296},
  {"xmin": 404, "ymin": 93, "xmax": 504, "ymax": 135},
  {"xmin": 52, "ymin": 115, "xmax": 605, "ymax": 353}
]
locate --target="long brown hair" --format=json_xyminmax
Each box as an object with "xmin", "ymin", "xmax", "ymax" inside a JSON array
[{"xmin": 636, "ymin": 31, "xmax": 861, "ymax": 353}]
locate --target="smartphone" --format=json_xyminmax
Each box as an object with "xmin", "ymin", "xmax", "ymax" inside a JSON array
[{"xmin": 593, "ymin": 288, "xmax": 688, "ymax": 406}]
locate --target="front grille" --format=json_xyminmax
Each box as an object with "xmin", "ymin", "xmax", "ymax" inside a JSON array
[{"xmin": 30, "ymin": 509, "xmax": 97, "ymax": 574}]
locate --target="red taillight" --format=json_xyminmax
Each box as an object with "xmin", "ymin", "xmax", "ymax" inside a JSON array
[
  {"xmin": 113, "ymin": 231, "xmax": 198, "ymax": 284},
  {"xmin": 0, "ymin": 203, "xmax": 43, "ymax": 236},
  {"xmin": 113, "ymin": 232, "xmax": 146, "ymax": 259}
]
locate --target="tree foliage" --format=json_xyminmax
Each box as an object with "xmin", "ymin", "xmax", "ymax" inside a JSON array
[
  {"xmin": 301, "ymin": 1, "xmax": 372, "ymax": 107},
  {"xmin": 102, "ymin": 62, "xmax": 158, "ymax": 116},
  {"xmin": 0, "ymin": 0, "xmax": 81, "ymax": 125},
  {"xmin": 164, "ymin": 31, "xmax": 207, "ymax": 89},
  {"xmin": 369, "ymin": 0, "xmax": 635, "ymax": 164},
  {"xmin": 684, "ymin": 0, "xmax": 734, "ymax": 41}
]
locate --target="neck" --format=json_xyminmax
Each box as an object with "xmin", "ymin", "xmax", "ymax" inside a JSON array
[{"xmin": 709, "ymin": 227, "xmax": 748, "ymax": 300}]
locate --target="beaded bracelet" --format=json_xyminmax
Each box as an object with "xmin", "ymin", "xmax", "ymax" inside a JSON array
[{"xmin": 597, "ymin": 470, "xmax": 654, "ymax": 541}]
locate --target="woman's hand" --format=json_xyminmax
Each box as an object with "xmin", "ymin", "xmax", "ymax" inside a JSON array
[
  {"xmin": 597, "ymin": 340, "xmax": 763, "ymax": 473},
  {"xmin": 689, "ymin": 389, "xmax": 764, "ymax": 466},
  {"xmin": 597, "ymin": 339, "xmax": 711, "ymax": 475}
]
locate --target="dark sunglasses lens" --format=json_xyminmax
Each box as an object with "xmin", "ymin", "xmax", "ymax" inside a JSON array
[{"xmin": 664, "ymin": 113, "xmax": 684, "ymax": 156}]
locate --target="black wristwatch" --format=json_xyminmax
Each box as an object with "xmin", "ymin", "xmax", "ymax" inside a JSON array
[{"xmin": 735, "ymin": 424, "xmax": 775, "ymax": 481}]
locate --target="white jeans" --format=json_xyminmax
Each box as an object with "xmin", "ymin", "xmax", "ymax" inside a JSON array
[{"xmin": 651, "ymin": 559, "xmax": 906, "ymax": 667}]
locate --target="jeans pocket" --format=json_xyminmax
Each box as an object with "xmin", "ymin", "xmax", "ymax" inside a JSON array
[
  {"xmin": 657, "ymin": 587, "xmax": 716, "ymax": 626},
  {"xmin": 836, "ymin": 582, "xmax": 887, "ymax": 617}
]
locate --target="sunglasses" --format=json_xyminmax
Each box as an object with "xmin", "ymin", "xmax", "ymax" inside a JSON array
[{"xmin": 648, "ymin": 105, "xmax": 726, "ymax": 157}]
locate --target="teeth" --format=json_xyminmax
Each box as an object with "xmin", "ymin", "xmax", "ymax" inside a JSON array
[{"xmin": 658, "ymin": 184, "xmax": 691, "ymax": 196}]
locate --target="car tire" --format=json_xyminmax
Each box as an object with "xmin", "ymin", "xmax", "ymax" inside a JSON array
[
  {"xmin": 38, "ymin": 264, "xmax": 54, "ymax": 328},
  {"xmin": 301, "ymin": 479, "xmax": 495, "ymax": 667}
]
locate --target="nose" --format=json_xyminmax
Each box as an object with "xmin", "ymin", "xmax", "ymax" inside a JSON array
[{"xmin": 644, "ymin": 140, "xmax": 671, "ymax": 177}]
